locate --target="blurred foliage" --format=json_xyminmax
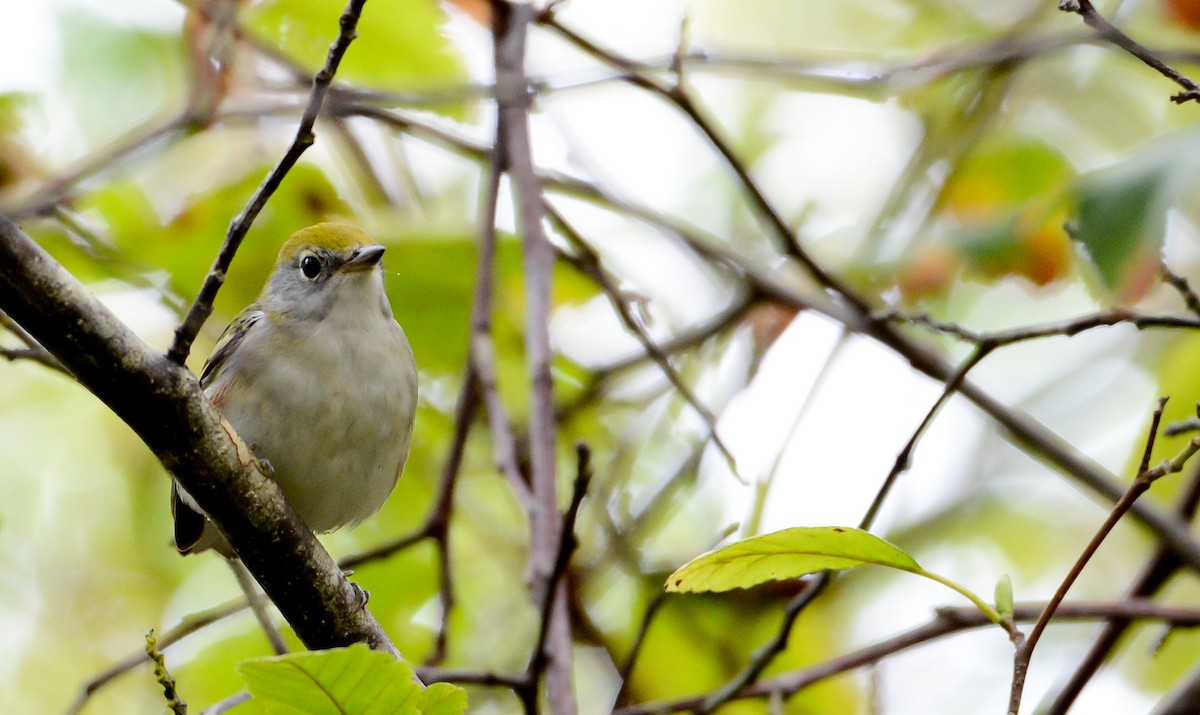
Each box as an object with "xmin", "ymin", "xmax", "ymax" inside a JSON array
[
  {"xmin": 4, "ymin": 1, "xmax": 1200, "ymax": 714},
  {"xmin": 246, "ymin": 0, "xmax": 466, "ymax": 92}
]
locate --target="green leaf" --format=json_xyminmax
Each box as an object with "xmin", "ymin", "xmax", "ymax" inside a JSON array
[
  {"xmin": 237, "ymin": 643, "xmax": 466, "ymax": 715},
  {"xmin": 940, "ymin": 136, "xmax": 1074, "ymax": 210},
  {"xmin": 1068, "ymin": 131, "xmax": 1200, "ymax": 300},
  {"xmin": 665, "ymin": 526, "xmax": 920, "ymax": 593},
  {"xmin": 1073, "ymin": 157, "xmax": 1168, "ymax": 296},
  {"xmin": 417, "ymin": 683, "xmax": 469, "ymax": 715}
]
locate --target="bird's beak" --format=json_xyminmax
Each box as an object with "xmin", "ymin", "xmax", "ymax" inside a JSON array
[{"xmin": 340, "ymin": 245, "xmax": 386, "ymax": 273}]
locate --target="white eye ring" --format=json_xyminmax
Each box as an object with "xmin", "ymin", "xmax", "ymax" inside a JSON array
[{"xmin": 300, "ymin": 254, "xmax": 321, "ymax": 280}]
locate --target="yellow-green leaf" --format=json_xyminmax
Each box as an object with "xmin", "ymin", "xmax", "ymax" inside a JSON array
[
  {"xmin": 666, "ymin": 526, "xmax": 920, "ymax": 593},
  {"xmin": 237, "ymin": 643, "xmax": 466, "ymax": 715}
]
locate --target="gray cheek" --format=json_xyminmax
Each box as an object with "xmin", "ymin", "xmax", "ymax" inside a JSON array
[{"xmin": 265, "ymin": 276, "xmax": 335, "ymax": 321}]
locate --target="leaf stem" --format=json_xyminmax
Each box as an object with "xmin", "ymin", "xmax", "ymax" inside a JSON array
[{"xmin": 914, "ymin": 567, "xmax": 1004, "ymax": 626}]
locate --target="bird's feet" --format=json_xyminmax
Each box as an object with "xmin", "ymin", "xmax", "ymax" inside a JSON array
[
  {"xmin": 343, "ymin": 570, "xmax": 370, "ymax": 610},
  {"xmin": 256, "ymin": 457, "xmax": 276, "ymax": 480}
]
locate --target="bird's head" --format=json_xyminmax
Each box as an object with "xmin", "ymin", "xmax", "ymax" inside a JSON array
[{"xmin": 261, "ymin": 223, "xmax": 392, "ymax": 321}]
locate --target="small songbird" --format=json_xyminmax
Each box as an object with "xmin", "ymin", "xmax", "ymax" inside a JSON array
[{"xmin": 173, "ymin": 223, "xmax": 418, "ymax": 556}]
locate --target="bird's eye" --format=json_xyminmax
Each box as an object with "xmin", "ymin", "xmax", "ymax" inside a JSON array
[{"xmin": 300, "ymin": 255, "xmax": 321, "ymax": 280}]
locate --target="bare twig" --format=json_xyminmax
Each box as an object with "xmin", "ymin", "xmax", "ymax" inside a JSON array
[
  {"xmin": 1042, "ymin": 463, "xmax": 1200, "ymax": 714},
  {"xmin": 524, "ymin": 445, "xmax": 593, "ymax": 694},
  {"xmin": 539, "ymin": 14, "xmax": 873, "ymax": 317},
  {"xmin": 1059, "ymin": 0, "xmax": 1200, "ymax": 103},
  {"xmin": 472, "ymin": 125, "xmax": 533, "ymax": 511},
  {"xmin": 547, "ymin": 206, "xmax": 740, "ymax": 473},
  {"xmin": 1009, "ymin": 398, "xmax": 1193, "ymax": 714},
  {"xmin": 879, "ymin": 308, "xmax": 1200, "ymax": 346},
  {"xmin": 1, "ymin": 308, "xmax": 68, "ymax": 374},
  {"xmin": 492, "ymin": 3, "xmax": 574, "ymax": 712},
  {"xmin": 860, "ymin": 345, "xmax": 992, "ymax": 530},
  {"xmin": 614, "ymin": 601, "xmax": 1200, "ymax": 715},
  {"xmin": 2, "ymin": 114, "xmax": 192, "ymax": 220},
  {"xmin": 166, "ymin": 0, "xmax": 373, "ymax": 366},
  {"xmin": 63, "ymin": 599, "xmax": 247, "ymax": 715},
  {"xmin": 614, "ymin": 592, "xmax": 668, "ymax": 706},
  {"xmin": 1161, "ymin": 264, "xmax": 1200, "ymax": 319}
]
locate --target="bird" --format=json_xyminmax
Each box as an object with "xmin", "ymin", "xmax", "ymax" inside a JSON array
[{"xmin": 173, "ymin": 222, "xmax": 418, "ymax": 558}]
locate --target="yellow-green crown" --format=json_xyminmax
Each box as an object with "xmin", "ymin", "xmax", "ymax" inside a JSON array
[{"xmin": 278, "ymin": 223, "xmax": 373, "ymax": 263}]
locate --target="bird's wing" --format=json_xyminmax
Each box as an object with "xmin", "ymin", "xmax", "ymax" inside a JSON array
[
  {"xmin": 172, "ymin": 481, "xmax": 207, "ymax": 554},
  {"xmin": 176, "ymin": 307, "xmax": 264, "ymax": 554},
  {"xmin": 200, "ymin": 308, "xmax": 265, "ymax": 389}
]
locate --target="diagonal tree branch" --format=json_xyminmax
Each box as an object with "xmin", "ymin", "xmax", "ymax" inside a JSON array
[{"xmin": 0, "ymin": 216, "xmax": 400, "ymax": 656}]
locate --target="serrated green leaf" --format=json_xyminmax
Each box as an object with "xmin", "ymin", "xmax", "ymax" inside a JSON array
[
  {"xmin": 416, "ymin": 683, "xmax": 469, "ymax": 715},
  {"xmin": 666, "ymin": 526, "xmax": 920, "ymax": 593},
  {"xmin": 238, "ymin": 643, "xmax": 465, "ymax": 715}
]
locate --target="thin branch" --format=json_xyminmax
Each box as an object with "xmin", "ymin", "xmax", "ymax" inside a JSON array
[
  {"xmin": 166, "ymin": 0, "xmax": 373, "ymax": 366},
  {"xmin": 613, "ymin": 592, "xmax": 668, "ymax": 707},
  {"xmin": 229, "ymin": 558, "xmax": 289, "ymax": 655},
  {"xmin": 199, "ymin": 692, "xmax": 250, "ymax": 715},
  {"xmin": 547, "ymin": 205, "xmax": 739, "ymax": 472},
  {"xmin": 418, "ymin": 360, "xmax": 478, "ymax": 665},
  {"xmin": 695, "ymin": 574, "xmax": 829, "ymax": 713},
  {"xmin": 861, "ymin": 345, "xmax": 993, "ymax": 530},
  {"xmin": 524, "ymin": 445, "xmax": 593, "ymax": 694},
  {"xmin": 473, "ymin": 124, "xmax": 534, "ymax": 512},
  {"xmin": 614, "ymin": 601, "xmax": 1200, "ymax": 715},
  {"xmin": 63, "ymin": 598, "xmax": 247, "ymax": 715},
  {"xmin": 416, "ymin": 668, "xmax": 526, "ymax": 689},
  {"xmin": 1, "ymin": 114, "xmax": 192, "ymax": 220},
  {"xmin": 539, "ymin": 14, "xmax": 873, "ymax": 317},
  {"xmin": 1009, "ymin": 398, "xmax": 1192, "ymax": 714},
  {"xmin": 879, "ymin": 308, "xmax": 1200, "ymax": 346},
  {"xmin": 492, "ymin": 3, "xmax": 575, "ymax": 713},
  {"xmin": 1161, "ymin": 264, "xmax": 1200, "ymax": 319},
  {"xmin": 2, "ymin": 307, "xmax": 70, "ymax": 375},
  {"xmin": 1042, "ymin": 462, "xmax": 1200, "ymax": 714},
  {"xmin": 1059, "ymin": 0, "xmax": 1200, "ymax": 103}
]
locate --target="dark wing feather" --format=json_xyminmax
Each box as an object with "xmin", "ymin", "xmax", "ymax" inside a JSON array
[
  {"xmin": 172, "ymin": 481, "xmax": 207, "ymax": 554},
  {"xmin": 199, "ymin": 309, "xmax": 264, "ymax": 388},
  {"xmin": 175, "ymin": 308, "xmax": 263, "ymax": 553}
]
